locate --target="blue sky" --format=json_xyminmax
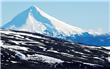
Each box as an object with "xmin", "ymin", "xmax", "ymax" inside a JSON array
[{"xmin": 1, "ymin": 0, "xmax": 110, "ymax": 33}]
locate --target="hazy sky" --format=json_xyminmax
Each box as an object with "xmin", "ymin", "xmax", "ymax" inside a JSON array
[{"xmin": 1, "ymin": 0, "xmax": 110, "ymax": 33}]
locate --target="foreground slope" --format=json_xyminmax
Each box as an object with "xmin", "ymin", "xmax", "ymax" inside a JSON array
[{"xmin": 1, "ymin": 29, "xmax": 110, "ymax": 69}]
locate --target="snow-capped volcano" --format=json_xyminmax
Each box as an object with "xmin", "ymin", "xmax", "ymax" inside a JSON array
[
  {"xmin": 1, "ymin": 5, "xmax": 84, "ymax": 36},
  {"xmin": 1, "ymin": 5, "xmax": 110, "ymax": 46}
]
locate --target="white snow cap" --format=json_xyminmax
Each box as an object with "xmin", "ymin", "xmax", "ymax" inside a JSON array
[
  {"xmin": 31, "ymin": 5, "xmax": 102, "ymax": 35},
  {"xmin": 33, "ymin": 5, "xmax": 84, "ymax": 35}
]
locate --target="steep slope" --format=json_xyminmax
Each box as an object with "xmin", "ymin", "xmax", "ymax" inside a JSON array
[{"xmin": 1, "ymin": 29, "xmax": 110, "ymax": 69}]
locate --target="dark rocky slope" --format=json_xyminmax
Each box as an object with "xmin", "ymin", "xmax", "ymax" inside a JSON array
[{"xmin": 1, "ymin": 29, "xmax": 110, "ymax": 69}]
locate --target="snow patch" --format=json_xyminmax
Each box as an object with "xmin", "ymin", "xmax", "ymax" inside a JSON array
[
  {"xmin": 107, "ymin": 57, "xmax": 110, "ymax": 62},
  {"xmin": 103, "ymin": 47, "xmax": 110, "ymax": 50},
  {"xmin": 28, "ymin": 54, "xmax": 63, "ymax": 64},
  {"xmin": 15, "ymin": 51, "xmax": 27, "ymax": 60},
  {"xmin": 2, "ymin": 45, "xmax": 29, "ymax": 51}
]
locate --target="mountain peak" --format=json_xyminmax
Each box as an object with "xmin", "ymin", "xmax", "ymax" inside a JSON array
[
  {"xmin": 1, "ymin": 5, "xmax": 110, "ymax": 46},
  {"xmin": 1, "ymin": 5, "xmax": 84, "ymax": 36},
  {"xmin": 29, "ymin": 5, "xmax": 39, "ymax": 11},
  {"xmin": 30, "ymin": 5, "xmax": 38, "ymax": 8}
]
